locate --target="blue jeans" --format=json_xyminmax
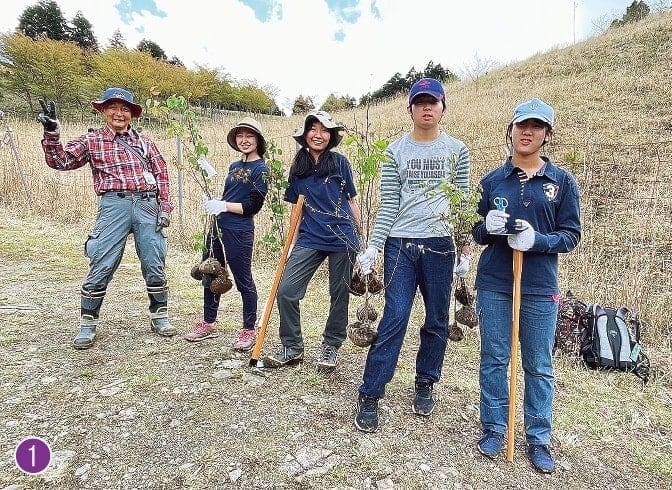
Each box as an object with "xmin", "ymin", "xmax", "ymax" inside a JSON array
[
  {"xmin": 360, "ymin": 236, "xmax": 455, "ymax": 398},
  {"xmin": 476, "ymin": 289, "xmax": 558, "ymax": 445}
]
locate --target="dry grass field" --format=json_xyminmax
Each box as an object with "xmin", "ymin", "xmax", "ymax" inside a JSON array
[{"xmin": 0, "ymin": 11, "xmax": 671, "ymax": 490}]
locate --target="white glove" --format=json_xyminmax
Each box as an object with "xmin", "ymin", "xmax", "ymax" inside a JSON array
[
  {"xmin": 202, "ymin": 195, "xmax": 227, "ymax": 215},
  {"xmin": 507, "ymin": 219, "xmax": 535, "ymax": 251},
  {"xmin": 485, "ymin": 209, "xmax": 510, "ymax": 235},
  {"xmin": 454, "ymin": 253, "xmax": 470, "ymax": 277},
  {"xmin": 357, "ymin": 246, "xmax": 378, "ymax": 275}
]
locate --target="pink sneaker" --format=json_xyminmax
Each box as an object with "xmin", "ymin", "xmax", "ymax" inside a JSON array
[
  {"xmin": 233, "ymin": 328, "xmax": 256, "ymax": 351},
  {"xmin": 183, "ymin": 321, "xmax": 219, "ymax": 342}
]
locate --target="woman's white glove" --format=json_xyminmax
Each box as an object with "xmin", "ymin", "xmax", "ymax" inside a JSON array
[
  {"xmin": 454, "ymin": 253, "xmax": 471, "ymax": 277},
  {"xmin": 357, "ymin": 246, "xmax": 378, "ymax": 274},
  {"xmin": 485, "ymin": 209, "xmax": 509, "ymax": 234},
  {"xmin": 507, "ymin": 219, "xmax": 535, "ymax": 251},
  {"xmin": 202, "ymin": 195, "xmax": 228, "ymax": 215}
]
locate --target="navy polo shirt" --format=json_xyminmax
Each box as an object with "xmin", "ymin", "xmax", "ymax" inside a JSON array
[
  {"xmin": 472, "ymin": 157, "xmax": 581, "ymax": 295},
  {"xmin": 285, "ymin": 151, "xmax": 358, "ymax": 252}
]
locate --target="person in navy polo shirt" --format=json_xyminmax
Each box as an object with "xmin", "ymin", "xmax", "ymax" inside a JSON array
[
  {"xmin": 186, "ymin": 118, "xmax": 269, "ymax": 352},
  {"xmin": 471, "ymin": 98, "xmax": 581, "ymax": 473},
  {"xmin": 263, "ymin": 110, "xmax": 362, "ymax": 373}
]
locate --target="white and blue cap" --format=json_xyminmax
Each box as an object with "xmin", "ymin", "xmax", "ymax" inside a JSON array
[{"xmin": 511, "ymin": 98, "xmax": 554, "ymax": 128}]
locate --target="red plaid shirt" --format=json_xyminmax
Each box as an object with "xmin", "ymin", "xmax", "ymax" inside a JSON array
[{"xmin": 41, "ymin": 125, "xmax": 173, "ymax": 212}]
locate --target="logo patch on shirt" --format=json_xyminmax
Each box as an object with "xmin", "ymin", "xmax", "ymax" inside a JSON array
[{"xmin": 543, "ymin": 183, "xmax": 559, "ymax": 202}]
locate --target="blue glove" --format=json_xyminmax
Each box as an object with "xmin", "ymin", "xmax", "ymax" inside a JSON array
[
  {"xmin": 356, "ymin": 246, "xmax": 378, "ymax": 274},
  {"xmin": 485, "ymin": 209, "xmax": 509, "ymax": 235},
  {"xmin": 507, "ymin": 219, "xmax": 535, "ymax": 251}
]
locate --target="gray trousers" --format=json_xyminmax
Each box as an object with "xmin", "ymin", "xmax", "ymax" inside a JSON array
[
  {"xmin": 81, "ymin": 192, "xmax": 168, "ymax": 317},
  {"xmin": 276, "ymin": 246, "xmax": 353, "ymax": 350}
]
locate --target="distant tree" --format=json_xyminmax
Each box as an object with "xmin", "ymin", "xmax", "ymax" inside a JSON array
[
  {"xmin": 459, "ymin": 54, "xmax": 499, "ymax": 81},
  {"xmin": 108, "ymin": 29, "xmax": 126, "ymax": 49},
  {"xmin": 292, "ymin": 95, "xmax": 315, "ymax": 115},
  {"xmin": 421, "ymin": 61, "xmax": 458, "ymax": 83},
  {"xmin": 137, "ymin": 39, "xmax": 166, "ymax": 61},
  {"xmin": 18, "ymin": 0, "xmax": 68, "ymax": 41},
  {"xmin": 321, "ymin": 93, "xmax": 356, "ymax": 113},
  {"xmin": 611, "ymin": 1, "xmax": 650, "ymax": 27},
  {"xmin": 0, "ymin": 33, "xmax": 87, "ymax": 114},
  {"xmin": 69, "ymin": 11, "xmax": 98, "ymax": 52},
  {"xmin": 168, "ymin": 56, "xmax": 184, "ymax": 67}
]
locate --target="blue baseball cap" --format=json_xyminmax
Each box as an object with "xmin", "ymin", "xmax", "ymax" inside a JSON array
[
  {"xmin": 511, "ymin": 98, "xmax": 554, "ymax": 128},
  {"xmin": 92, "ymin": 87, "xmax": 143, "ymax": 118},
  {"xmin": 408, "ymin": 78, "xmax": 445, "ymax": 104}
]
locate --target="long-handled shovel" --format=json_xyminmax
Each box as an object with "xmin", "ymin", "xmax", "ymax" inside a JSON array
[
  {"xmin": 506, "ymin": 249, "xmax": 524, "ymax": 462},
  {"xmin": 249, "ymin": 194, "xmax": 304, "ymax": 367}
]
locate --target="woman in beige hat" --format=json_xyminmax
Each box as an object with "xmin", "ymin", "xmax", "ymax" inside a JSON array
[
  {"xmin": 184, "ymin": 117, "xmax": 269, "ymax": 351},
  {"xmin": 262, "ymin": 110, "xmax": 362, "ymax": 373}
]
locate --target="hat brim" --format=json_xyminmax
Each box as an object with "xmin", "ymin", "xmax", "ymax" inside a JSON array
[
  {"xmin": 92, "ymin": 99, "xmax": 143, "ymax": 118},
  {"xmin": 293, "ymin": 114, "xmax": 343, "ymax": 148},
  {"xmin": 410, "ymin": 91, "xmax": 445, "ymax": 103},
  {"xmin": 511, "ymin": 114, "xmax": 553, "ymax": 126},
  {"xmin": 227, "ymin": 124, "xmax": 267, "ymax": 157}
]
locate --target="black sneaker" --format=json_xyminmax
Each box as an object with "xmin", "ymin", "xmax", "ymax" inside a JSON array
[
  {"xmin": 354, "ymin": 393, "xmax": 379, "ymax": 432},
  {"xmin": 262, "ymin": 345, "xmax": 304, "ymax": 368},
  {"xmin": 412, "ymin": 381, "xmax": 436, "ymax": 416},
  {"xmin": 316, "ymin": 344, "xmax": 339, "ymax": 373}
]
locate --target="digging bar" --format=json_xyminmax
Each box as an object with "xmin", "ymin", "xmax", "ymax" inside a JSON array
[
  {"xmin": 506, "ymin": 249, "xmax": 524, "ymax": 462},
  {"xmin": 249, "ymin": 194, "xmax": 304, "ymax": 367}
]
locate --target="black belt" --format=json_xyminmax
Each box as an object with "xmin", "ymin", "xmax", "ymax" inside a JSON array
[{"xmin": 111, "ymin": 191, "xmax": 157, "ymax": 199}]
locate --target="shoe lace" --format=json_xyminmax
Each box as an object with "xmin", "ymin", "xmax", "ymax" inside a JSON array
[
  {"xmin": 415, "ymin": 382, "xmax": 433, "ymax": 398},
  {"xmin": 320, "ymin": 345, "xmax": 337, "ymax": 361},
  {"xmin": 359, "ymin": 394, "xmax": 377, "ymax": 412},
  {"xmin": 238, "ymin": 329, "xmax": 255, "ymax": 341},
  {"xmin": 193, "ymin": 321, "xmax": 212, "ymax": 334}
]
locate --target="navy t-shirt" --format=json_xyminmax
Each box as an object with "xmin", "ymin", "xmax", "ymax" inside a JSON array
[
  {"xmin": 285, "ymin": 151, "xmax": 358, "ymax": 252},
  {"xmin": 217, "ymin": 158, "xmax": 269, "ymax": 231}
]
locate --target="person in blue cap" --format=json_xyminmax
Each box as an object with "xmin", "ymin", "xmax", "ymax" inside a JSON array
[
  {"xmin": 471, "ymin": 98, "xmax": 581, "ymax": 473},
  {"xmin": 354, "ymin": 78, "xmax": 471, "ymax": 432},
  {"xmin": 37, "ymin": 87, "xmax": 175, "ymax": 349}
]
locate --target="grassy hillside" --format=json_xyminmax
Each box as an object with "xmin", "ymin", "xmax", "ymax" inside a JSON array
[{"xmin": 1, "ymin": 12, "xmax": 671, "ymax": 343}]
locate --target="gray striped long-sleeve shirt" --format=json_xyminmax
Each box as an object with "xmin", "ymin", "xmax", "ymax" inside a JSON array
[{"xmin": 368, "ymin": 132, "xmax": 471, "ymax": 251}]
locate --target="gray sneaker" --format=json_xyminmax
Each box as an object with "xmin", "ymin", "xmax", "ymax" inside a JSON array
[
  {"xmin": 316, "ymin": 344, "xmax": 339, "ymax": 373},
  {"xmin": 262, "ymin": 345, "xmax": 304, "ymax": 368}
]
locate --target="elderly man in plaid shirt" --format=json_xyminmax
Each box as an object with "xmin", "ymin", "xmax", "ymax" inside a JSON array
[{"xmin": 38, "ymin": 87, "xmax": 176, "ymax": 349}]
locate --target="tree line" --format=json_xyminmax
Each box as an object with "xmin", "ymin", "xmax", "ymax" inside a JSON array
[{"xmin": 0, "ymin": 0, "xmax": 655, "ymax": 117}]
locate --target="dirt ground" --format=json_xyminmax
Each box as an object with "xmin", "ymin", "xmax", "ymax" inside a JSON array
[{"xmin": 1, "ymin": 208, "xmax": 670, "ymax": 489}]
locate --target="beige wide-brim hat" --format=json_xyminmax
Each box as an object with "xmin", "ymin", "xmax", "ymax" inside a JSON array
[
  {"xmin": 227, "ymin": 117, "xmax": 267, "ymax": 157},
  {"xmin": 293, "ymin": 110, "xmax": 343, "ymax": 148}
]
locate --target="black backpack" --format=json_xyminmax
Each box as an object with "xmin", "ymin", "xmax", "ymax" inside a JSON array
[{"xmin": 580, "ymin": 304, "xmax": 650, "ymax": 383}]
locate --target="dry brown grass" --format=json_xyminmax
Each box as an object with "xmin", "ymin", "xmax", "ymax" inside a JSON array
[
  {"xmin": 2, "ymin": 12, "xmax": 672, "ymax": 347},
  {"xmin": 1, "ymin": 13, "xmax": 672, "ymax": 488}
]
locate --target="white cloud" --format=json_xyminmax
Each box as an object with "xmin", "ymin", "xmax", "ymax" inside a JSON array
[{"xmin": 0, "ymin": 0, "xmax": 636, "ymax": 114}]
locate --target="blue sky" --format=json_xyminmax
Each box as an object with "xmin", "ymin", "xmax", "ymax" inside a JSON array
[{"xmin": 0, "ymin": 0, "xmax": 649, "ymax": 113}]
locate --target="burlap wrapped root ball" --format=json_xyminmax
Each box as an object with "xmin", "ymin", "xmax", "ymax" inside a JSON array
[
  {"xmin": 454, "ymin": 278, "xmax": 475, "ymax": 306},
  {"xmin": 190, "ymin": 263, "xmax": 203, "ymax": 281},
  {"xmin": 455, "ymin": 304, "xmax": 478, "ymax": 328},
  {"xmin": 347, "ymin": 320, "xmax": 378, "ymax": 347},
  {"xmin": 356, "ymin": 304, "xmax": 378, "ymax": 322},
  {"xmin": 209, "ymin": 273, "xmax": 233, "ymax": 295},
  {"xmin": 448, "ymin": 322, "xmax": 465, "ymax": 342},
  {"xmin": 199, "ymin": 257, "xmax": 225, "ymax": 276},
  {"xmin": 349, "ymin": 269, "xmax": 384, "ymax": 296}
]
